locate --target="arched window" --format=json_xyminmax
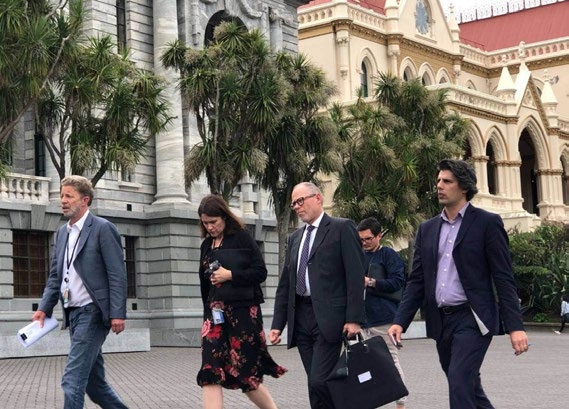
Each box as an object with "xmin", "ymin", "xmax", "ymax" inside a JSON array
[
  {"xmin": 360, "ymin": 61, "xmax": 369, "ymax": 97},
  {"xmin": 486, "ymin": 143, "xmax": 497, "ymax": 195},
  {"xmin": 562, "ymin": 154, "xmax": 569, "ymax": 205},
  {"xmin": 205, "ymin": 12, "xmax": 245, "ymax": 46}
]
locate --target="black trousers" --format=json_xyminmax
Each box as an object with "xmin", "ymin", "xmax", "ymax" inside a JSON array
[
  {"xmin": 436, "ymin": 307, "xmax": 494, "ymax": 409},
  {"xmin": 294, "ymin": 299, "xmax": 341, "ymax": 409}
]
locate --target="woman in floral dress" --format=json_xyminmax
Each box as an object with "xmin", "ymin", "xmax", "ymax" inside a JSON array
[{"xmin": 196, "ymin": 194, "xmax": 286, "ymax": 409}]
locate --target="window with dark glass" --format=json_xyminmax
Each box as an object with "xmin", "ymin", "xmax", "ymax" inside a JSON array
[
  {"xmin": 124, "ymin": 236, "xmax": 136, "ymax": 298},
  {"xmin": 13, "ymin": 231, "xmax": 50, "ymax": 297},
  {"xmin": 116, "ymin": 0, "xmax": 127, "ymax": 52},
  {"xmin": 34, "ymin": 132, "xmax": 46, "ymax": 177},
  {"xmin": 360, "ymin": 62, "xmax": 369, "ymax": 98},
  {"xmin": 486, "ymin": 144, "xmax": 497, "ymax": 195}
]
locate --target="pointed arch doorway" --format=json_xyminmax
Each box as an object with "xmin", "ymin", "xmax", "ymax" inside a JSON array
[{"xmin": 519, "ymin": 129, "xmax": 540, "ymax": 216}]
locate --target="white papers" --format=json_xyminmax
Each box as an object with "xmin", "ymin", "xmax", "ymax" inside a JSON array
[{"xmin": 17, "ymin": 317, "xmax": 59, "ymax": 348}]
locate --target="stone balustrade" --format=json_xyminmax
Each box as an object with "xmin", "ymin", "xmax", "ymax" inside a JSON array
[
  {"xmin": 0, "ymin": 173, "xmax": 50, "ymax": 203},
  {"xmin": 461, "ymin": 39, "xmax": 569, "ymax": 68},
  {"xmin": 428, "ymin": 84, "xmax": 508, "ymax": 115},
  {"xmin": 299, "ymin": 1, "xmax": 384, "ymax": 30}
]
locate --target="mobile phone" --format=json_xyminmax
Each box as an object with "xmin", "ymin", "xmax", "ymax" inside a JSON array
[{"xmin": 389, "ymin": 333, "xmax": 402, "ymax": 349}]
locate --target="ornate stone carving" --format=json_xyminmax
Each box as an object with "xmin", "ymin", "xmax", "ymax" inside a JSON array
[{"xmin": 270, "ymin": 7, "xmax": 293, "ymax": 26}]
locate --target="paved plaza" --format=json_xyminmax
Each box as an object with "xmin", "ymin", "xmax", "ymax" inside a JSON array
[{"xmin": 0, "ymin": 329, "xmax": 566, "ymax": 408}]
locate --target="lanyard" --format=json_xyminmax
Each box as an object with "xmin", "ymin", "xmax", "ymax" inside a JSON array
[{"xmin": 65, "ymin": 229, "xmax": 82, "ymax": 271}]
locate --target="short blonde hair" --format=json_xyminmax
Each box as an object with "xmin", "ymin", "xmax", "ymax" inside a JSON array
[{"xmin": 61, "ymin": 175, "xmax": 94, "ymax": 206}]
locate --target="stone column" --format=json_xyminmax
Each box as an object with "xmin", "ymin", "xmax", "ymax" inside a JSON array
[
  {"xmin": 336, "ymin": 30, "xmax": 350, "ymax": 100},
  {"xmin": 472, "ymin": 156, "xmax": 488, "ymax": 194},
  {"xmin": 152, "ymin": 1, "xmax": 190, "ymax": 205}
]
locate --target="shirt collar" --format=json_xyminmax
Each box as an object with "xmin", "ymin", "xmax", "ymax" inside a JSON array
[
  {"xmin": 440, "ymin": 202, "xmax": 469, "ymax": 223},
  {"xmin": 67, "ymin": 210, "xmax": 90, "ymax": 232},
  {"xmin": 308, "ymin": 211, "xmax": 325, "ymax": 229}
]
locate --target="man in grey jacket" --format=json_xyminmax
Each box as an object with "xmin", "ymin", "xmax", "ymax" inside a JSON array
[{"xmin": 33, "ymin": 175, "xmax": 128, "ymax": 409}]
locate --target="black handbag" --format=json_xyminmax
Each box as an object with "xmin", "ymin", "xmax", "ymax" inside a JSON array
[
  {"xmin": 367, "ymin": 262, "xmax": 403, "ymax": 302},
  {"xmin": 326, "ymin": 333, "xmax": 408, "ymax": 409},
  {"xmin": 208, "ymin": 248, "xmax": 255, "ymax": 302}
]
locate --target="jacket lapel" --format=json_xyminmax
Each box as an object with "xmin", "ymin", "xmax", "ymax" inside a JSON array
[
  {"xmin": 74, "ymin": 213, "xmax": 93, "ymax": 260},
  {"xmin": 57, "ymin": 226, "xmax": 69, "ymax": 278},
  {"xmin": 289, "ymin": 230, "xmax": 302, "ymax": 276},
  {"xmin": 431, "ymin": 217, "xmax": 443, "ymax": 267},
  {"xmin": 309, "ymin": 213, "xmax": 329, "ymax": 260},
  {"xmin": 454, "ymin": 204, "xmax": 477, "ymax": 250}
]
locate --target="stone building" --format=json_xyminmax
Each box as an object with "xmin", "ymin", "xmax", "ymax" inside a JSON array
[
  {"xmin": 298, "ymin": 0, "xmax": 569, "ymax": 230},
  {"xmin": 1, "ymin": 0, "xmax": 307, "ymax": 358},
  {"xmin": 2, "ymin": 0, "xmax": 568, "ymax": 359}
]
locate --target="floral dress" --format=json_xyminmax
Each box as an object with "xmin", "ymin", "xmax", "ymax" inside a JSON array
[{"xmin": 196, "ymin": 229, "xmax": 287, "ymax": 392}]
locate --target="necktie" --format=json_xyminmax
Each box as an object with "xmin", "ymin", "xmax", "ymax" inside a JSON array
[{"xmin": 296, "ymin": 225, "xmax": 315, "ymax": 296}]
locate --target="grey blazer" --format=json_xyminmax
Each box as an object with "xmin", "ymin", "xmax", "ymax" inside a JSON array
[{"xmin": 39, "ymin": 212, "xmax": 127, "ymax": 328}]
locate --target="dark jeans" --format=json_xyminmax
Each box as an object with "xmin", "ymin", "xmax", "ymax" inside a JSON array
[{"xmin": 63, "ymin": 303, "xmax": 128, "ymax": 409}]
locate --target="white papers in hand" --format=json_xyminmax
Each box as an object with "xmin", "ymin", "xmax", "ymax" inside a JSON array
[{"xmin": 17, "ymin": 317, "xmax": 59, "ymax": 348}]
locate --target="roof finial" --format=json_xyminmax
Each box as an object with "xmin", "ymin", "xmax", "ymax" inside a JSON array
[{"xmin": 518, "ymin": 41, "xmax": 528, "ymax": 71}]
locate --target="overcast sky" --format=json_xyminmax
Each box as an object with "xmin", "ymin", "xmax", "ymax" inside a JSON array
[{"xmin": 440, "ymin": 0, "xmax": 496, "ymax": 14}]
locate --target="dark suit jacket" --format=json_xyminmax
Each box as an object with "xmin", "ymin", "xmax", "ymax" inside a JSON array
[
  {"xmin": 39, "ymin": 213, "xmax": 127, "ymax": 328},
  {"xmin": 393, "ymin": 204, "xmax": 524, "ymax": 341},
  {"xmin": 271, "ymin": 213, "xmax": 366, "ymax": 347}
]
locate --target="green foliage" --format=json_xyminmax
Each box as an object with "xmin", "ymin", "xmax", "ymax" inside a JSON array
[
  {"xmin": 531, "ymin": 312, "xmax": 550, "ymax": 323},
  {"xmin": 162, "ymin": 22, "xmax": 289, "ymax": 200},
  {"xmin": 0, "ymin": 0, "xmax": 84, "ymax": 144},
  {"xmin": 163, "ymin": 23, "xmax": 339, "ymax": 271},
  {"xmin": 333, "ymin": 73, "xmax": 468, "ymax": 239},
  {"xmin": 510, "ymin": 223, "xmax": 569, "ymax": 316},
  {"xmin": 36, "ymin": 35, "xmax": 172, "ymax": 186}
]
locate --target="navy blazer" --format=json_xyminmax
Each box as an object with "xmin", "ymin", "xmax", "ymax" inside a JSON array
[
  {"xmin": 39, "ymin": 213, "xmax": 127, "ymax": 328},
  {"xmin": 393, "ymin": 204, "xmax": 524, "ymax": 341},
  {"xmin": 271, "ymin": 213, "xmax": 366, "ymax": 347}
]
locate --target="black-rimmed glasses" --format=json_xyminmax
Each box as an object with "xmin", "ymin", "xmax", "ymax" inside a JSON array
[{"xmin": 290, "ymin": 194, "xmax": 317, "ymax": 208}]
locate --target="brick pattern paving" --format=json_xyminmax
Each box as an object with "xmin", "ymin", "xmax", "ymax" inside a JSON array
[{"xmin": 0, "ymin": 330, "xmax": 565, "ymax": 408}]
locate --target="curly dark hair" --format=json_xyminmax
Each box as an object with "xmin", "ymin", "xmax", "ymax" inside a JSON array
[
  {"xmin": 357, "ymin": 217, "xmax": 382, "ymax": 236},
  {"xmin": 438, "ymin": 159, "xmax": 479, "ymax": 201}
]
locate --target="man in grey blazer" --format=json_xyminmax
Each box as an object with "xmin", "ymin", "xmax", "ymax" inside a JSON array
[
  {"xmin": 32, "ymin": 175, "xmax": 128, "ymax": 409},
  {"xmin": 270, "ymin": 182, "xmax": 366, "ymax": 409},
  {"xmin": 389, "ymin": 160, "xmax": 528, "ymax": 409}
]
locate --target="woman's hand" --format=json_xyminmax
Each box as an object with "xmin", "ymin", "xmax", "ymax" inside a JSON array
[{"xmin": 210, "ymin": 266, "xmax": 232, "ymax": 285}]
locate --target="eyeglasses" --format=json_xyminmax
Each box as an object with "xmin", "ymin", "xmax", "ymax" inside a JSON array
[
  {"xmin": 290, "ymin": 194, "xmax": 317, "ymax": 209},
  {"xmin": 360, "ymin": 236, "xmax": 376, "ymax": 243}
]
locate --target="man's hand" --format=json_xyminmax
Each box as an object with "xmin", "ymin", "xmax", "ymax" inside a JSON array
[
  {"xmin": 269, "ymin": 329, "xmax": 281, "ymax": 345},
  {"xmin": 343, "ymin": 322, "xmax": 361, "ymax": 339},
  {"xmin": 388, "ymin": 324, "xmax": 404, "ymax": 345},
  {"xmin": 32, "ymin": 310, "xmax": 46, "ymax": 328},
  {"xmin": 510, "ymin": 330, "xmax": 529, "ymax": 356},
  {"xmin": 111, "ymin": 319, "xmax": 125, "ymax": 334}
]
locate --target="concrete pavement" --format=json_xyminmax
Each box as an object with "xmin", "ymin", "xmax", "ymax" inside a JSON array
[{"xmin": 0, "ymin": 329, "xmax": 566, "ymax": 408}]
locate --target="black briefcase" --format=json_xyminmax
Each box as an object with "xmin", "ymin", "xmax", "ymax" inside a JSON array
[{"xmin": 326, "ymin": 333, "xmax": 408, "ymax": 409}]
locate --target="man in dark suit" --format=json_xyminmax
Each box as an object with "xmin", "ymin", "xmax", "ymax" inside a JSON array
[
  {"xmin": 388, "ymin": 160, "xmax": 529, "ymax": 409},
  {"xmin": 270, "ymin": 182, "xmax": 365, "ymax": 409},
  {"xmin": 32, "ymin": 175, "xmax": 128, "ymax": 409}
]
